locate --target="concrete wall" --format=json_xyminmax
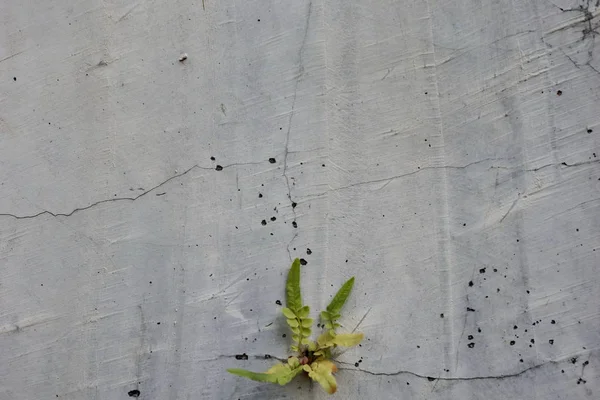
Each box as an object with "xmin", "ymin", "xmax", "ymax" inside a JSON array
[{"xmin": 1, "ymin": 0, "xmax": 599, "ymax": 398}]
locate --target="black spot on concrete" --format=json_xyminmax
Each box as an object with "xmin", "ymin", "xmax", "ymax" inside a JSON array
[
  {"xmin": 261, "ymin": 220, "xmax": 267, "ymax": 226},
  {"xmin": 258, "ymin": 193, "xmax": 263, "ymax": 198},
  {"xmin": 265, "ymin": 354, "xmax": 271, "ymax": 359},
  {"xmin": 269, "ymin": 158, "xmax": 276, "ymax": 164},
  {"xmin": 468, "ymin": 281, "xmax": 474, "ymax": 287},
  {"xmin": 292, "ymin": 221, "xmax": 298, "ymax": 228},
  {"xmin": 210, "ymin": 156, "xmax": 215, "ymax": 161},
  {"xmin": 478, "ymin": 328, "xmax": 482, "ymax": 333},
  {"xmin": 275, "ymin": 300, "xmax": 282, "ymax": 305},
  {"xmin": 306, "ymin": 248, "xmax": 312, "ymax": 255},
  {"xmin": 299, "ymin": 259, "xmax": 307, "ymax": 265},
  {"xmin": 514, "ymin": 325, "xmax": 518, "ymax": 330},
  {"xmin": 354, "ymin": 362, "xmax": 359, "ymax": 367},
  {"xmin": 479, "ymin": 268, "xmax": 486, "ymax": 274},
  {"xmin": 427, "ymin": 377, "xmax": 436, "ymax": 381},
  {"xmin": 510, "ymin": 341, "xmax": 516, "ymax": 346},
  {"xmin": 13, "ymin": 77, "xmax": 17, "ymax": 81},
  {"xmin": 215, "ymin": 165, "xmax": 223, "ymax": 171},
  {"xmin": 587, "ymin": 128, "xmax": 593, "ymax": 133},
  {"xmin": 235, "ymin": 353, "xmax": 249, "ymax": 360},
  {"xmin": 468, "ymin": 335, "xmax": 474, "ymax": 340},
  {"xmin": 282, "ymin": 334, "xmax": 286, "ymax": 338},
  {"xmin": 467, "ymin": 307, "xmax": 475, "ymax": 312},
  {"xmin": 291, "ymin": 202, "xmax": 297, "ymax": 208},
  {"xmin": 571, "ymin": 357, "xmax": 577, "ymax": 364},
  {"xmin": 128, "ymin": 390, "xmax": 141, "ymax": 398},
  {"xmin": 556, "ymin": 90, "xmax": 562, "ymax": 96},
  {"xmin": 551, "ymin": 320, "xmax": 556, "ymax": 324},
  {"xmin": 530, "ymin": 339, "xmax": 535, "ymax": 344},
  {"xmin": 467, "ymin": 343, "xmax": 475, "ymax": 348},
  {"xmin": 270, "ymin": 216, "xmax": 276, "ymax": 221},
  {"xmin": 440, "ymin": 313, "xmax": 444, "ymax": 318}
]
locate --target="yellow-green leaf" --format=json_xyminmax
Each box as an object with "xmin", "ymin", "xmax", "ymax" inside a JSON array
[
  {"xmin": 286, "ymin": 259, "xmax": 302, "ymax": 312},
  {"xmin": 227, "ymin": 368, "xmax": 276, "ymax": 383},
  {"xmin": 326, "ymin": 277, "xmax": 355, "ymax": 315},
  {"xmin": 286, "ymin": 318, "xmax": 299, "ymax": 328},
  {"xmin": 282, "ymin": 307, "xmax": 296, "ymax": 319},
  {"xmin": 332, "ymin": 332, "xmax": 364, "ymax": 347},
  {"xmin": 301, "ymin": 327, "xmax": 311, "ymax": 336},
  {"xmin": 297, "ymin": 305, "xmax": 310, "ymax": 318},
  {"xmin": 301, "ymin": 318, "xmax": 313, "ymax": 328},
  {"xmin": 265, "ymin": 363, "xmax": 304, "ymax": 385},
  {"xmin": 306, "ymin": 360, "xmax": 338, "ymax": 394}
]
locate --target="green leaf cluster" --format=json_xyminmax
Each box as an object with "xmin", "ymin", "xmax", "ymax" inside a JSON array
[{"xmin": 227, "ymin": 258, "xmax": 364, "ymax": 395}]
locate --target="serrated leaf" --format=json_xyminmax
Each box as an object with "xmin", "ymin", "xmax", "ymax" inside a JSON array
[
  {"xmin": 297, "ymin": 305, "xmax": 310, "ymax": 318},
  {"xmin": 265, "ymin": 363, "xmax": 304, "ymax": 385},
  {"xmin": 287, "ymin": 356, "xmax": 300, "ymax": 368},
  {"xmin": 331, "ymin": 332, "xmax": 364, "ymax": 347},
  {"xmin": 286, "ymin": 318, "xmax": 299, "ymax": 328},
  {"xmin": 326, "ymin": 277, "xmax": 355, "ymax": 315},
  {"xmin": 317, "ymin": 330, "xmax": 335, "ymax": 348},
  {"xmin": 301, "ymin": 318, "xmax": 313, "ymax": 328},
  {"xmin": 282, "ymin": 307, "xmax": 296, "ymax": 319},
  {"xmin": 286, "ymin": 259, "xmax": 302, "ymax": 312},
  {"xmin": 305, "ymin": 360, "xmax": 338, "ymax": 394}
]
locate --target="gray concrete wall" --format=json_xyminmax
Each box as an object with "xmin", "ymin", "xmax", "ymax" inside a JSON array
[{"xmin": 1, "ymin": 0, "xmax": 599, "ymax": 399}]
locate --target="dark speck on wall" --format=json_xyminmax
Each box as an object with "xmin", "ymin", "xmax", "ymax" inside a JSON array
[
  {"xmin": 282, "ymin": 334, "xmax": 286, "ymax": 338},
  {"xmin": 215, "ymin": 165, "xmax": 223, "ymax": 171},
  {"xmin": 261, "ymin": 220, "xmax": 267, "ymax": 226},
  {"xmin": 467, "ymin": 343, "xmax": 475, "ymax": 348},
  {"xmin": 549, "ymin": 339, "xmax": 554, "ymax": 345},
  {"xmin": 258, "ymin": 193, "xmax": 263, "ymax": 198},
  {"xmin": 270, "ymin": 216, "xmax": 276, "ymax": 221},
  {"xmin": 468, "ymin": 281, "xmax": 473, "ymax": 287},
  {"xmin": 292, "ymin": 221, "xmax": 298, "ymax": 228},
  {"xmin": 556, "ymin": 90, "xmax": 562, "ymax": 96},
  {"xmin": 306, "ymin": 248, "xmax": 312, "ymax": 255},
  {"xmin": 128, "ymin": 390, "xmax": 141, "ymax": 398},
  {"xmin": 299, "ymin": 259, "xmax": 307, "ymax": 265},
  {"xmin": 587, "ymin": 128, "xmax": 593, "ymax": 133},
  {"xmin": 275, "ymin": 300, "xmax": 282, "ymax": 305},
  {"xmin": 468, "ymin": 335, "xmax": 473, "ymax": 340},
  {"xmin": 210, "ymin": 156, "xmax": 215, "ymax": 161},
  {"xmin": 269, "ymin": 157, "xmax": 276, "ymax": 164},
  {"xmin": 551, "ymin": 320, "xmax": 556, "ymax": 324},
  {"xmin": 291, "ymin": 202, "xmax": 297, "ymax": 208},
  {"xmin": 235, "ymin": 353, "xmax": 249, "ymax": 360},
  {"xmin": 510, "ymin": 341, "xmax": 515, "ymax": 346}
]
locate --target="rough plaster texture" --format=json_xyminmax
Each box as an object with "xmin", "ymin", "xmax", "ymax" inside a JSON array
[{"xmin": 1, "ymin": 0, "xmax": 600, "ymax": 399}]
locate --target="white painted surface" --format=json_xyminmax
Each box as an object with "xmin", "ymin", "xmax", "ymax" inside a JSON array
[{"xmin": 1, "ymin": 0, "xmax": 599, "ymax": 399}]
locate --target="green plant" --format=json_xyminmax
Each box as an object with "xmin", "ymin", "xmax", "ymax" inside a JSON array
[{"xmin": 227, "ymin": 258, "xmax": 364, "ymax": 394}]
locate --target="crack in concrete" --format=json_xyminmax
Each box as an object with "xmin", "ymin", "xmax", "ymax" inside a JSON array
[
  {"xmin": 338, "ymin": 358, "xmax": 560, "ymax": 381},
  {"xmin": 282, "ymin": 1, "xmax": 312, "ymax": 229},
  {"xmin": 327, "ymin": 158, "xmax": 600, "ymax": 193},
  {"xmin": 0, "ymin": 161, "xmax": 262, "ymax": 220}
]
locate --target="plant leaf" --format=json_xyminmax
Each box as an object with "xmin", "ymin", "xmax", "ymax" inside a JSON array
[
  {"xmin": 305, "ymin": 360, "xmax": 338, "ymax": 394},
  {"xmin": 265, "ymin": 363, "xmax": 304, "ymax": 385},
  {"xmin": 286, "ymin": 318, "xmax": 299, "ymax": 328},
  {"xmin": 326, "ymin": 277, "xmax": 355, "ymax": 315},
  {"xmin": 301, "ymin": 327, "xmax": 312, "ymax": 336},
  {"xmin": 286, "ymin": 259, "xmax": 302, "ymax": 312},
  {"xmin": 297, "ymin": 305, "xmax": 310, "ymax": 319},
  {"xmin": 282, "ymin": 308, "xmax": 296, "ymax": 319},
  {"xmin": 227, "ymin": 368, "xmax": 277, "ymax": 383},
  {"xmin": 301, "ymin": 318, "xmax": 313, "ymax": 328},
  {"xmin": 332, "ymin": 332, "xmax": 364, "ymax": 347}
]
